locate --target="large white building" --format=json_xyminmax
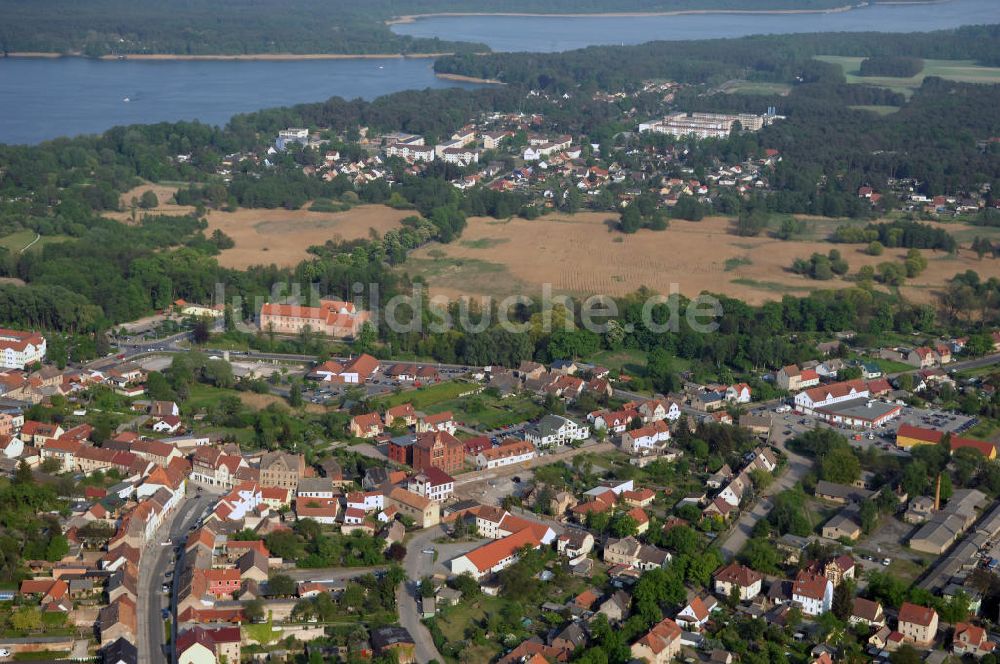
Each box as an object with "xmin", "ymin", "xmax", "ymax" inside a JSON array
[
  {"xmin": 0, "ymin": 329, "xmax": 45, "ymax": 369},
  {"xmin": 638, "ymin": 111, "xmax": 784, "ymax": 140},
  {"xmin": 525, "ymin": 414, "xmax": 589, "ymax": 447},
  {"xmin": 793, "ymin": 380, "xmax": 869, "ymax": 414},
  {"xmin": 475, "ymin": 439, "xmax": 536, "ymax": 470},
  {"xmin": 275, "ymin": 128, "xmax": 309, "ymax": 150}
]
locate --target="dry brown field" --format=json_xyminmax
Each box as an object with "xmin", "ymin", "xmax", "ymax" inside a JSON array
[
  {"xmin": 238, "ymin": 392, "xmax": 326, "ymax": 414},
  {"xmin": 112, "ymin": 184, "xmax": 408, "ymax": 268},
  {"xmin": 403, "ymin": 213, "xmax": 1000, "ymax": 305}
]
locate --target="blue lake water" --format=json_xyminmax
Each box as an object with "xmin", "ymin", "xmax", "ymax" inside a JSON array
[
  {"xmin": 0, "ymin": 57, "xmax": 479, "ymax": 145},
  {"xmin": 391, "ymin": 0, "xmax": 1000, "ymax": 52},
  {"xmin": 1, "ymin": 0, "xmax": 997, "ymax": 145}
]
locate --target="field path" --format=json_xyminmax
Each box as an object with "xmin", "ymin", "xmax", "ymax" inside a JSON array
[{"xmin": 18, "ymin": 233, "xmax": 40, "ymax": 253}]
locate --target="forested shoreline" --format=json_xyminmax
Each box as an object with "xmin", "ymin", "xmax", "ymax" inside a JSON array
[{"xmin": 0, "ymin": 0, "xmax": 913, "ymax": 56}]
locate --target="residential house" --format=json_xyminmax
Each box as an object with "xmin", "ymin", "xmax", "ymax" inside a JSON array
[
  {"xmin": 621, "ymin": 420, "xmax": 671, "ymax": 456},
  {"xmin": 295, "ymin": 499, "xmax": 340, "ymax": 525},
  {"xmin": 350, "ymin": 413, "xmax": 383, "ymax": 439},
  {"xmin": 98, "ymin": 596, "xmax": 136, "ymax": 646},
  {"xmin": 621, "ymin": 488, "xmax": 656, "ymax": 508},
  {"xmin": 603, "ymin": 536, "xmax": 670, "ymax": 571},
  {"xmin": 849, "ymin": 597, "xmax": 885, "ymax": 629},
  {"xmin": 822, "ymin": 509, "xmax": 862, "ymax": 541},
  {"xmin": 385, "ymin": 404, "xmax": 417, "ymax": 428},
  {"xmin": 907, "ymin": 347, "xmax": 940, "ymax": 369},
  {"xmin": 792, "ymin": 570, "xmax": 833, "ymax": 616},
  {"xmin": 416, "ymin": 411, "xmax": 457, "ymax": 435},
  {"xmin": 556, "ymin": 531, "xmax": 594, "ymax": 558},
  {"xmin": 630, "ymin": 617, "xmax": 682, "ymax": 664},
  {"xmin": 406, "ymin": 467, "xmax": 455, "ymax": 502},
  {"xmin": 296, "ymin": 477, "xmax": 335, "ymax": 500},
  {"xmin": 102, "ymin": 637, "xmax": 138, "ymax": 664},
  {"xmin": 638, "ymin": 398, "xmax": 682, "ymax": 423},
  {"xmin": 897, "ymin": 602, "xmax": 938, "ymax": 647},
  {"xmin": 0, "ymin": 329, "xmax": 45, "ymax": 369},
  {"xmin": 727, "ymin": 383, "xmax": 752, "ymax": 404},
  {"xmin": 713, "ymin": 563, "xmax": 763, "ymax": 601},
  {"xmin": 776, "ymin": 365, "xmax": 820, "ymax": 391},
  {"xmin": 676, "ymin": 595, "xmax": 718, "ymax": 631},
  {"xmin": 386, "ymin": 488, "xmax": 440, "ymax": 528},
  {"xmin": 371, "ymin": 626, "xmax": 416, "ymax": 664},
  {"xmin": 953, "ymin": 622, "xmax": 995, "ymax": 657},
  {"xmin": 598, "ymin": 590, "xmax": 631, "ymax": 623}
]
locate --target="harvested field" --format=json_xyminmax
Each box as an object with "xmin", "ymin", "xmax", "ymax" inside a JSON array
[
  {"xmin": 403, "ymin": 213, "xmax": 1000, "ymax": 305},
  {"xmin": 111, "ymin": 183, "xmax": 408, "ymax": 268},
  {"xmin": 201, "ymin": 205, "xmax": 409, "ymax": 268}
]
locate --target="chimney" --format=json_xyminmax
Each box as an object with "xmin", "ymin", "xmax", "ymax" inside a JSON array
[{"xmin": 934, "ymin": 474, "xmax": 941, "ymax": 512}]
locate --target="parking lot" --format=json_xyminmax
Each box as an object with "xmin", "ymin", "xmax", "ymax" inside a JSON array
[
  {"xmin": 757, "ymin": 403, "xmax": 977, "ymax": 456},
  {"xmin": 894, "ymin": 404, "xmax": 977, "ymax": 436},
  {"xmin": 300, "ymin": 365, "xmax": 471, "ymax": 405}
]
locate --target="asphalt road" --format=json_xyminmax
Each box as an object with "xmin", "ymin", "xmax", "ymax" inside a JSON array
[
  {"xmin": 136, "ymin": 491, "xmax": 216, "ymax": 664},
  {"xmin": 716, "ymin": 418, "xmax": 814, "ymax": 560},
  {"xmin": 399, "ymin": 526, "xmax": 450, "ymax": 664}
]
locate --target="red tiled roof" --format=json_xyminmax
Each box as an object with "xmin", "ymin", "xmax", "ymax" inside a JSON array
[
  {"xmin": 714, "ymin": 563, "xmax": 762, "ymax": 588},
  {"xmin": 851, "ymin": 597, "xmax": 882, "ymax": 622},
  {"xmin": 462, "ymin": 528, "xmax": 541, "ymax": 573},
  {"xmin": 793, "ymin": 570, "xmax": 829, "ymax": 601},
  {"xmin": 627, "ymin": 507, "xmax": 649, "ymax": 524},
  {"xmin": 898, "ymin": 601, "xmax": 936, "ymax": 627},
  {"xmin": 622, "ymin": 488, "xmax": 656, "ymax": 503}
]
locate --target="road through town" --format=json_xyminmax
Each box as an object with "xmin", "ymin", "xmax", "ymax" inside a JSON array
[{"xmin": 136, "ymin": 491, "xmax": 216, "ymax": 664}]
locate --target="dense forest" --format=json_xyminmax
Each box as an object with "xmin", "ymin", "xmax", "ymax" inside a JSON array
[
  {"xmin": 434, "ymin": 25, "xmax": 1000, "ymax": 88},
  {"xmin": 859, "ymin": 55, "xmax": 924, "ymax": 77},
  {"xmin": 0, "ymin": 0, "xmax": 860, "ymax": 56}
]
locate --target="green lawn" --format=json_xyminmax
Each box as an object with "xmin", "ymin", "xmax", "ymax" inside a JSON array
[
  {"xmin": 966, "ymin": 418, "xmax": 1000, "ymax": 441},
  {"xmin": 438, "ymin": 394, "xmax": 544, "ymax": 431},
  {"xmin": 816, "ymin": 56, "xmax": 1000, "ymax": 97},
  {"xmin": 0, "ymin": 230, "xmax": 71, "ymax": 253},
  {"xmin": 849, "ymin": 105, "xmax": 901, "ymax": 116},
  {"xmin": 184, "ymin": 382, "xmax": 242, "ymax": 411},
  {"xmin": 374, "ymin": 380, "xmax": 475, "ymax": 410},
  {"xmin": 869, "ymin": 357, "xmax": 916, "ymax": 374},
  {"xmin": 720, "ymin": 80, "xmax": 792, "ymax": 96},
  {"xmin": 587, "ymin": 348, "xmax": 648, "ymax": 374},
  {"xmin": 887, "ymin": 556, "xmax": 929, "ymax": 584},
  {"xmin": 243, "ymin": 620, "xmax": 280, "ymax": 645}
]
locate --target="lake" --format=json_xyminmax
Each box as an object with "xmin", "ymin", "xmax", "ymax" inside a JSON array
[
  {"xmin": 2, "ymin": 0, "xmax": 997, "ymax": 145},
  {"xmin": 391, "ymin": 0, "xmax": 1000, "ymax": 52},
  {"xmin": 0, "ymin": 57, "xmax": 480, "ymax": 145}
]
